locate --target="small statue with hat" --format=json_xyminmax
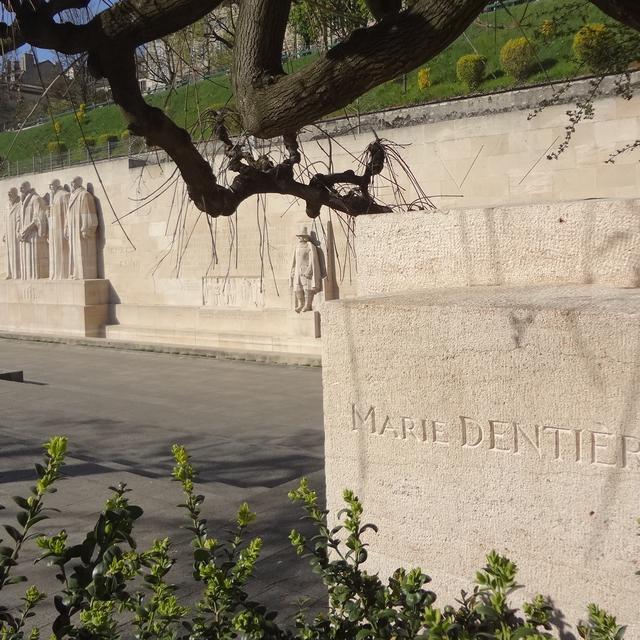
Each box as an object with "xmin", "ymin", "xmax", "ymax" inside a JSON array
[{"xmin": 290, "ymin": 224, "xmax": 324, "ymax": 313}]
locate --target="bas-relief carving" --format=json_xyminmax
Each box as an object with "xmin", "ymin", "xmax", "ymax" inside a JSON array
[
  {"xmin": 2, "ymin": 187, "xmax": 21, "ymax": 279},
  {"xmin": 3, "ymin": 176, "xmax": 102, "ymax": 281},
  {"xmin": 351, "ymin": 404, "xmax": 640, "ymax": 472},
  {"xmin": 67, "ymin": 176, "xmax": 99, "ymax": 280},
  {"xmin": 203, "ymin": 277, "xmax": 266, "ymax": 308},
  {"xmin": 48, "ymin": 179, "xmax": 70, "ymax": 279},
  {"xmin": 18, "ymin": 181, "xmax": 49, "ymax": 279},
  {"xmin": 290, "ymin": 225, "xmax": 326, "ymax": 313}
]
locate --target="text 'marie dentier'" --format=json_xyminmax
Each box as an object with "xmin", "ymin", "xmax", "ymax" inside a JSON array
[{"xmin": 351, "ymin": 404, "xmax": 640, "ymax": 471}]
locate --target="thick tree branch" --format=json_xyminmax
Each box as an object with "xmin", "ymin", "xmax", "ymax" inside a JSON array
[
  {"xmin": 99, "ymin": 49, "xmax": 236, "ymax": 215},
  {"xmin": 93, "ymin": 0, "xmax": 224, "ymax": 45},
  {"xmin": 99, "ymin": 46, "xmax": 390, "ymax": 219},
  {"xmin": 45, "ymin": 0, "xmax": 90, "ymax": 16},
  {"xmin": 590, "ymin": 0, "xmax": 640, "ymax": 31},
  {"xmin": 0, "ymin": 20, "xmax": 25, "ymax": 53},
  {"xmin": 215, "ymin": 119, "xmax": 391, "ymax": 217},
  {"xmin": 233, "ymin": 0, "xmax": 291, "ymax": 124},
  {"xmin": 233, "ymin": 0, "xmax": 490, "ymax": 138},
  {"xmin": 0, "ymin": 0, "xmax": 228, "ymax": 55}
]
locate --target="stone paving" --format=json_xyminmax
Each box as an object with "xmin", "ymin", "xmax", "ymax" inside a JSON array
[{"xmin": 0, "ymin": 337, "xmax": 326, "ymax": 629}]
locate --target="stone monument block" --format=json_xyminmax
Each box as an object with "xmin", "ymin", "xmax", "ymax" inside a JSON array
[
  {"xmin": 323, "ymin": 199, "xmax": 640, "ymax": 636},
  {"xmin": 0, "ymin": 279, "xmax": 110, "ymax": 337}
]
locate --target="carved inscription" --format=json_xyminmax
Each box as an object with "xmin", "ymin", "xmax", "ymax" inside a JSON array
[
  {"xmin": 203, "ymin": 277, "xmax": 265, "ymax": 308},
  {"xmin": 351, "ymin": 404, "xmax": 640, "ymax": 471}
]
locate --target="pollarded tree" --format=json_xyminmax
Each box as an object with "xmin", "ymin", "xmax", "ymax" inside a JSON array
[{"xmin": 0, "ymin": 0, "xmax": 638, "ymax": 219}]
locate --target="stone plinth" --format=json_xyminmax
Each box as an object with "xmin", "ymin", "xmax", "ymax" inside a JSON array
[
  {"xmin": 0, "ymin": 279, "xmax": 110, "ymax": 337},
  {"xmin": 105, "ymin": 304, "xmax": 321, "ymax": 355},
  {"xmin": 323, "ymin": 199, "xmax": 640, "ymax": 636}
]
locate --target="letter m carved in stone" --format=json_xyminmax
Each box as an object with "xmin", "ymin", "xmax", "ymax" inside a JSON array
[{"xmin": 352, "ymin": 404, "xmax": 376, "ymax": 433}]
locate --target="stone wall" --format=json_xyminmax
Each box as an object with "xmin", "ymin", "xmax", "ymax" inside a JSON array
[{"xmin": 0, "ymin": 76, "xmax": 638, "ymax": 352}]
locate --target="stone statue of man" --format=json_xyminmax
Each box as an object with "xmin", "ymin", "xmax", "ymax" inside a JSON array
[
  {"xmin": 66, "ymin": 176, "xmax": 98, "ymax": 280},
  {"xmin": 48, "ymin": 178, "xmax": 70, "ymax": 279},
  {"xmin": 19, "ymin": 181, "xmax": 48, "ymax": 279},
  {"xmin": 290, "ymin": 225, "xmax": 323, "ymax": 313},
  {"xmin": 2, "ymin": 187, "xmax": 21, "ymax": 279}
]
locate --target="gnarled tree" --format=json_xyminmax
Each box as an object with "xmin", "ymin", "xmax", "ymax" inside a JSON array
[{"xmin": 1, "ymin": 0, "xmax": 639, "ymax": 218}]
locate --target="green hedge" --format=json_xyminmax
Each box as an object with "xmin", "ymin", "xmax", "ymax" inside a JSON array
[
  {"xmin": 0, "ymin": 437, "xmax": 626, "ymax": 639},
  {"xmin": 573, "ymin": 23, "xmax": 616, "ymax": 73},
  {"xmin": 97, "ymin": 133, "xmax": 119, "ymax": 146},
  {"xmin": 78, "ymin": 136, "xmax": 97, "ymax": 147},
  {"xmin": 456, "ymin": 54, "xmax": 487, "ymax": 91},
  {"xmin": 47, "ymin": 141, "xmax": 67, "ymax": 154},
  {"xmin": 500, "ymin": 37, "xmax": 536, "ymax": 81}
]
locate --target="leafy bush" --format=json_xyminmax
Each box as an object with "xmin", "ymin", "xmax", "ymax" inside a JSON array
[
  {"xmin": 120, "ymin": 130, "xmax": 131, "ymax": 141},
  {"xmin": 539, "ymin": 19, "xmax": 556, "ymax": 41},
  {"xmin": 0, "ymin": 439, "xmax": 628, "ymax": 639},
  {"xmin": 417, "ymin": 67, "xmax": 432, "ymax": 91},
  {"xmin": 78, "ymin": 136, "xmax": 96, "ymax": 148},
  {"xmin": 97, "ymin": 133, "xmax": 119, "ymax": 147},
  {"xmin": 52, "ymin": 121, "xmax": 62, "ymax": 136},
  {"xmin": 573, "ymin": 23, "xmax": 617, "ymax": 73},
  {"xmin": 500, "ymin": 37, "xmax": 536, "ymax": 81},
  {"xmin": 47, "ymin": 141, "xmax": 67, "ymax": 154},
  {"xmin": 456, "ymin": 54, "xmax": 487, "ymax": 91},
  {"xmin": 75, "ymin": 103, "xmax": 87, "ymax": 124}
]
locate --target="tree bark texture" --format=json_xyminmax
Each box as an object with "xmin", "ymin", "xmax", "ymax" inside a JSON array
[
  {"xmin": 232, "ymin": 0, "xmax": 490, "ymax": 137},
  {"xmin": 591, "ymin": 0, "xmax": 640, "ymax": 31}
]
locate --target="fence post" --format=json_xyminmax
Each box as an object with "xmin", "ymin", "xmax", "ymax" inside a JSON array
[
  {"xmin": 32, "ymin": 156, "xmax": 35, "ymax": 172},
  {"xmin": 49, "ymin": 153, "xmax": 52, "ymax": 171},
  {"xmin": 68, "ymin": 148, "xmax": 71, "ymax": 167}
]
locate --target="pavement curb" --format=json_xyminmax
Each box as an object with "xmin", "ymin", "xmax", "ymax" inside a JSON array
[{"xmin": 0, "ymin": 331, "xmax": 322, "ymax": 368}]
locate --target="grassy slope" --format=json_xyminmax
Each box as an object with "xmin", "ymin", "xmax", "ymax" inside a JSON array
[{"xmin": 0, "ymin": 0, "xmax": 633, "ymax": 165}]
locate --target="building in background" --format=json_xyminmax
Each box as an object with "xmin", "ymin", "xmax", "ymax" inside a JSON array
[{"xmin": 0, "ymin": 53, "xmax": 64, "ymax": 128}]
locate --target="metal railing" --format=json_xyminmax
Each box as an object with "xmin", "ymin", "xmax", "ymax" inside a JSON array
[
  {"xmin": 0, "ymin": 137, "xmax": 148, "ymax": 179},
  {"xmin": 483, "ymin": 0, "xmax": 539, "ymax": 12}
]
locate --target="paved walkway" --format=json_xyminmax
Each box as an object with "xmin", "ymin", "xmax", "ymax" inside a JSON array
[{"xmin": 0, "ymin": 338, "xmax": 325, "ymax": 628}]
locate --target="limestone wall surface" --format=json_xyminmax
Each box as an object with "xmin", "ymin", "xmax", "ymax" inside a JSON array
[
  {"xmin": 356, "ymin": 199, "xmax": 640, "ymax": 295},
  {"xmin": 0, "ymin": 77, "xmax": 638, "ymax": 351}
]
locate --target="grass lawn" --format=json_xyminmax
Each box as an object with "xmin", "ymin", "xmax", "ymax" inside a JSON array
[{"xmin": 0, "ymin": 0, "xmax": 636, "ymax": 167}]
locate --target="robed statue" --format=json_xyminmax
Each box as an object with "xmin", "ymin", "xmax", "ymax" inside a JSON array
[
  {"xmin": 66, "ymin": 176, "xmax": 99, "ymax": 280},
  {"xmin": 48, "ymin": 179, "xmax": 70, "ymax": 279},
  {"xmin": 19, "ymin": 181, "xmax": 48, "ymax": 279},
  {"xmin": 2, "ymin": 187, "xmax": 21, "ymax": 279}
]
